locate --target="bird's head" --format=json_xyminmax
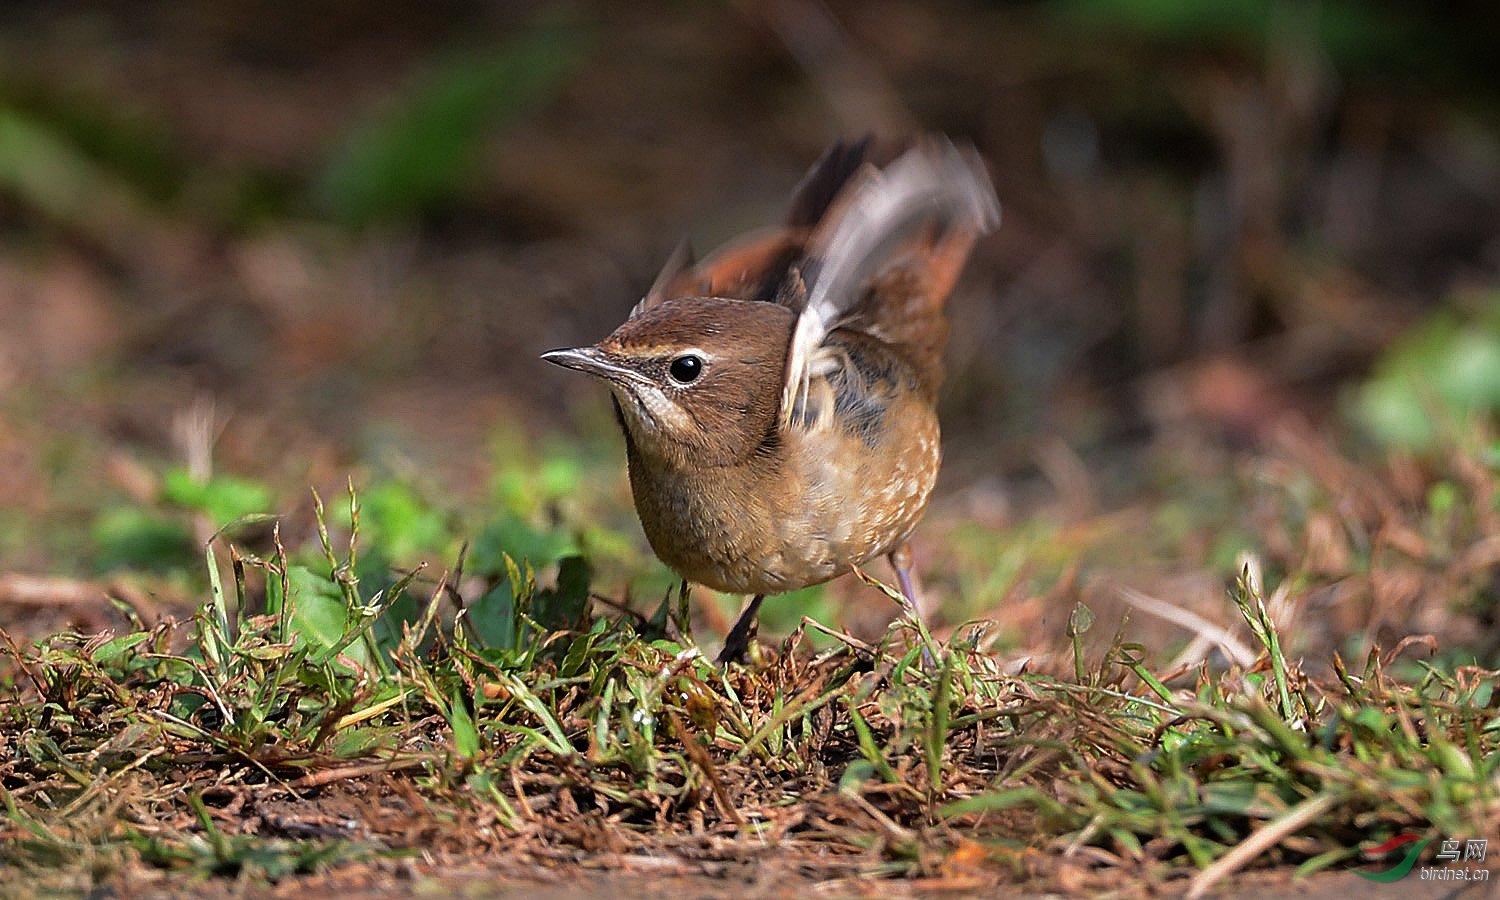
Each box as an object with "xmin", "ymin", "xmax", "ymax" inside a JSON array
[{"xmin": 543, "ymin": 297, "xmax": 794, "ymax": 469}]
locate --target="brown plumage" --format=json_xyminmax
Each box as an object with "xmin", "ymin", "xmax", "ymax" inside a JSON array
[{"xmin": 543, "ymin": 135, "xmax": 998, "ymax": 662}]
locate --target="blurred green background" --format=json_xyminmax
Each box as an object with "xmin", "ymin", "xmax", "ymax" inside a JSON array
[{"xmin": 2, "ymin": 0, "xmax": 1499, "ymax": 656}]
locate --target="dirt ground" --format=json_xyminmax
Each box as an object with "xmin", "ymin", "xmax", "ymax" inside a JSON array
[{"xmin": 87, "ymin": 854, "xmax": 1500, "ymax": 899}]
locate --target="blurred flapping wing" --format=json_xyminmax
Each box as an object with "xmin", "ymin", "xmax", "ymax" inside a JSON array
[{"xmin": 779, "ymin": 137, "xmax": 1000, "ymax": 429}]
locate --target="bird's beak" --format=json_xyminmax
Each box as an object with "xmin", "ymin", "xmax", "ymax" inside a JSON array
[{"xmin": 541, "ymin": 346, "xmax": 642, "ymax": 384}]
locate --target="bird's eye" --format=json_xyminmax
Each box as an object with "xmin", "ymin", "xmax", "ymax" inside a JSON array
[{"xmin": 668, "ymin": 354, "xmax": 703, "ymax": 384}]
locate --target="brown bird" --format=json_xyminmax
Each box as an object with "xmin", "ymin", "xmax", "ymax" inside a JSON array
[{"xmin": 542, "ymin": 136, "xmax": 998, "ymax": 662}]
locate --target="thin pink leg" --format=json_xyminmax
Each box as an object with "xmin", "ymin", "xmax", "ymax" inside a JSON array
[
  {"xmin": 888, "ymin": 542, "xmax": 921, "ymax": 615},
  {"xmin": 889, "ymin": 542, "xmax": 934, "ymax": 664}
]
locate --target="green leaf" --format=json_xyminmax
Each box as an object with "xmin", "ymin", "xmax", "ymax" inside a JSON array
[
  {"xmin": 92, "ymin": 631, "xmax": 152, "ymax": 666},
  {"xmin": 1352, "ymin": 376, "xmax": 1435, "ymax": 451},
  {"xmin": 468, "ymin": 581, "xmax": 518, "ymax": 651},
  {"xmin": 201, "ymin": 542, "xmax": 228, "ymax": 671},
  {"xmin": 287, "ymin": 565, "xmax": 360, "ymax": 660},
  {"xmin": 449, "ymin": 688, "xmax": 480, "ymax": 761},
  {"xmin": 468, "ymin": 510, "xmax": 578, "ymax": 582},
  {"xmin": 316, "ymin": 20, "xmax": 583, "ymax": 226},
  {"xmin": 353, "ymin": 481, "xmax": 453, "ymax": 563},
  {"xmin": 533, "ymin": 555, "xmax": 591, "ymax": 631},
  {"xmin": 89, "ymin": 507, "xmax": 194, "ymax": 573},
  {"xmin": 162, "ymin": 468, "xmax": 274, "ymax": 526}
]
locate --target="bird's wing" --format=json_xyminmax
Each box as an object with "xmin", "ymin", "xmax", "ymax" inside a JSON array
[
  {"xmin": 629, "ymin": 228, "xmax": 811, "ymax": 317},
  {"xmin": 779, "ymin": 137, "xmax": 1000, "ymax": 428},
  {"xmin": 630, "ymin": 138, "xmax": 875, "ymax": 318},
  {"xmin": 630, "ymin": 238, "xmax": 697, "ymax": 317}
]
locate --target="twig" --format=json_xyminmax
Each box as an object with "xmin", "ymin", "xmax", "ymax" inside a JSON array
[
  {"xmin": 290, "ymin": 757, "xmax": 431, "ymax": 789},
  {"xmin": 1185, "ymin": 792, "xmax": 1340, "ymax": 900},
  {"xmin": 1119, "ymin": 585, "xmax": 1256, "ymax": 667}
]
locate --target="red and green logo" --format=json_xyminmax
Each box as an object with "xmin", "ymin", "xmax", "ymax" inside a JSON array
[{"xmin": 1349, "ymin": 834, "xmax": 1433, "ymax": 882}]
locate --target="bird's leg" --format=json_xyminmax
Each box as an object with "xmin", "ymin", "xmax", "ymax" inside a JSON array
[
  {"xmin": 717, "ymin": 594, "xmax": 765, "ymax": 665},
  {"xmin": 889, "ymin": 542, "xmax": 936, "ymax": 664},
  {"xmin": 888, "ymin": 542, "xmax": 922, "ymax": 619}
]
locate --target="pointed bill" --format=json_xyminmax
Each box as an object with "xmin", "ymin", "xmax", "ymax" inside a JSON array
[{"xmin": 541, "ymin": 346, "xmax": 648, "ymax": 385}]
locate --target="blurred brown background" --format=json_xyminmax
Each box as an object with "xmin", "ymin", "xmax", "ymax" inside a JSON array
[{"xmin": 1, "ymin": 0, "xmax": 1498, "ymax": 599}]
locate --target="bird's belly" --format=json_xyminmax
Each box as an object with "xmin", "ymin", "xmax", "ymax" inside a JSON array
[{"xmin": 628, "ymin": 398, "xmax": 940, "ymax": 597}]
